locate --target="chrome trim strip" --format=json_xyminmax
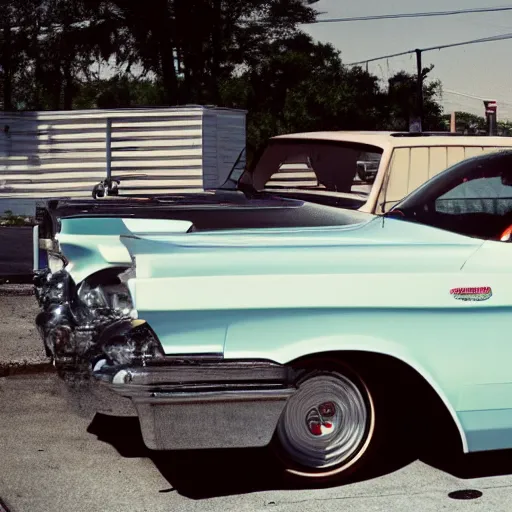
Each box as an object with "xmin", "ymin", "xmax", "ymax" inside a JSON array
[
  {"xmin": 130, "ymin": 388, "xmax": 295, "ymax": 404},
  {"xmin": 94, "ymin": 360, "xmax": 291, "ymax": 387},
  {"xmin": 160, "ymin": 353, "xmax": 224, "ymax": 362}
]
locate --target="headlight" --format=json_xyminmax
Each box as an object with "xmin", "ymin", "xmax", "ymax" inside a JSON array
[
  {"xmin": 77, "ymin": 282, "xmax": 109, "ymax": 308},
  {"xmin": 77, "ymin": 279, "xmax": 134, "ymax": 316},
  {"xmin": 48, "ymin": 252, "xmax": 66, "ymax": 273}
]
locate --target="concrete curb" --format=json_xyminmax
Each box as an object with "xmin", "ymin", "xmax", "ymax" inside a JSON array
[
  {"xmin": 0, "ymin": 284, "xmax": 34, "ymax": 296},
  {"xmin": 0, "ymin": 275, "xmax": 34, "ymax": 287},
  {"xmin": 0, "ymin": 361, "xmax": 55, "ymax": 378}
]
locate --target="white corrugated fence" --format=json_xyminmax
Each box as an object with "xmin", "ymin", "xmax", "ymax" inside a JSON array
[{"xmin": 0, "ymin": 106, "xmax": 246, "ymax": 202}]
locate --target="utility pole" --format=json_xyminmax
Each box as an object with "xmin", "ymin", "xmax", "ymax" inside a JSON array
[
  {"xmin": 415, "ymin": 49, "xmax": 423, "ymax": 131},
  {"xmin": 450, "ymin": 112, "xmax": 456, "ymax": 133}
]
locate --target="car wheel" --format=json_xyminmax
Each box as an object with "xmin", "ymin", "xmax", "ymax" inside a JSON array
[{"xmin": 273, "ymin": 361, "xmax": 375, "ymax": 484}]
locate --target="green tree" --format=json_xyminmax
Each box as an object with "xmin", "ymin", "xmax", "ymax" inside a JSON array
[
  {"xmin": 384, "ymin": 66, "xmax": 444, "ymax": 131},
  {"xmin": 0, "ymin": 0, "xmax": 448, "ymax": 156},
  {"xmin": 498, "ymin": 120, "xmax": 512, "ymax": 136},
  {"xmin": 458, "ymin": 112, "xmax": 486, "ymax": 134},
  {"xmin": 88, "ymin": 0, "xmax": 320, "ymax": 105},
  {"xmin": 220, "ymin": 33, "xmax": 445, "ymax": 157},
  {"xmin": 220, "ymin": 34, "xmax": 385, "ymax": 157},
  {"xmin": 1, "ymin": 0, "xmax": 118, "ymax": 110}
]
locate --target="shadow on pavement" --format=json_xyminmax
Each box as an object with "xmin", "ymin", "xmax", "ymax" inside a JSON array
[
  {"xmin": 88, "ymin": 412, "xmax": 512, "ymax": 499},
  {"xmin": 87, "ymin": 413, "xmax": 422, "ymax": 498},
  {"xmin": 423, "ymin": 446, "xmax": 512, "ymax": 480},
  {"xmin": 87, "ymin": 414, "xmax": 287, "ymax": 497}
]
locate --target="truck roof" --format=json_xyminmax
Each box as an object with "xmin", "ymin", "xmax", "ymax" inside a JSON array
[{"xmin": 272, "ymin": 131, "xmax": 512, "ymax": 151}]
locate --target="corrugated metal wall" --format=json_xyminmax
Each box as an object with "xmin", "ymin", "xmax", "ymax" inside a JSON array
[
  {"xmin": 201, "ymin": 108, "xmax": 246, "ymax": 189},
  {"xmin": 0, "ymin": 106, "xmax": 246, "ymax": 201}
]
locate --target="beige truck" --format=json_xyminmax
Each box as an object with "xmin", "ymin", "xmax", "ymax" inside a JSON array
[{"xmin": 242, "ymin": 131, "xmax": 512, "ymax": 214}]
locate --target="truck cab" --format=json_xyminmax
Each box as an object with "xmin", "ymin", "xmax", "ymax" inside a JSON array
[{"xmin": 235, "ymin": 131, "xmax": 512, "ymax": 214}]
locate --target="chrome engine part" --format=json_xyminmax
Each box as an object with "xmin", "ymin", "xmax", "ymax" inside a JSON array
[{"xmin": 34, "ymin": 267, "xmax": 164, "ymax": 374}]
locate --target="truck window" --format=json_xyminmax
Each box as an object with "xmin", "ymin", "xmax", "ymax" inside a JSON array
[{"xmin": 252, "ymin": 139, "xmax": 383, "ymax": 200}]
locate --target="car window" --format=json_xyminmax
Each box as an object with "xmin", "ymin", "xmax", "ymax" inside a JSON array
[
  {"xmin": 381, "ymin": 146, "xmax": 495, "ymax": 214},
  {"xmin": 265, "ymin": 153, "xmax": 381, "ymax": 195},
  {"xmin": 389, "ymin": 151, "xmax": 512, "ymax": 240},
  {"xmin": 435, "ymin": 177, "xmax": 512, "ymax": 215},
  {"xmin": 394, "ymin": 152, "xmax": 512, "ymax": 211}
]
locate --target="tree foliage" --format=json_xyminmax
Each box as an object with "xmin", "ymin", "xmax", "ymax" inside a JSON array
[
  {"xmin": 0, "ymin": 0, "xmax": 446, "ymax": 152},
  {"xmin": 441, "ymin": 111, "xmax": 512, "ymax": 136}
]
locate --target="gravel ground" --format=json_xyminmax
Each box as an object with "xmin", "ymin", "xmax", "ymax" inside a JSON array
[{"xmin": 0, "ymin": 284, "xmax": 50, "ymax": 374}]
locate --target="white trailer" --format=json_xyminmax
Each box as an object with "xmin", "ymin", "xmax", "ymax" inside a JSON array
[{"xmin": 0, "ymin": 105, "xmax": 246, "ymax": 216}]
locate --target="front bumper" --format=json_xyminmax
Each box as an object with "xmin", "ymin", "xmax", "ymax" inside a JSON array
[{"xmin": 34, "ymin": 267, "xmax": 298, "ymax": 451}]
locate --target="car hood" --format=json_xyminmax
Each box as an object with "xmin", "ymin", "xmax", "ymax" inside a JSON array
[{"xmin": 38, "ymin": 190, "xmax": 375, "ymax": 239}]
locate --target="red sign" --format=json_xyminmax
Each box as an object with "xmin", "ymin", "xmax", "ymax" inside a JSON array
[{"xmin": 450, "ymin": 287, "xmax": 492, "ymax": 301}]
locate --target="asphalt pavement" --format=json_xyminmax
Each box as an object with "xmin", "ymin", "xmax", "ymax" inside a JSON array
[
  {"xmin": 1, "ymin": 287, "xmax": 512, "ymax": 511},
  {"xmin": 0, "ymin": 284, "xmax": 49, "ymax": 375},
  {"xmin": 0, "ymin": 373, "xmax": 512, "ymax": 512}
]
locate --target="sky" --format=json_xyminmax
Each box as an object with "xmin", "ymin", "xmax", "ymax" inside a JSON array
[{"xmin": 300, "ymin": 0, "xmax": 512, "ymax": 121}]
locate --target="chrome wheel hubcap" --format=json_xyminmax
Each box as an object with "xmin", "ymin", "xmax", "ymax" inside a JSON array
[
  {"xmin": 277, "ymin": 373, "xmax": 369, "ymax": 470},
  {"xmin": 305, "ymin": 401, "xmax": 337, "ymax": 436}
]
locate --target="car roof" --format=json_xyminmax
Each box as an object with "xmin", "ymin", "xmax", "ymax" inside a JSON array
[{"xmin": 272, "ymin": 131, "xmax": 512, "ymax": 151}]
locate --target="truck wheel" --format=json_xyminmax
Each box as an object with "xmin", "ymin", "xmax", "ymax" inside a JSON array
[{"xmin": 273, "ymin": 362, "xmax": 375, "ymax": 485}]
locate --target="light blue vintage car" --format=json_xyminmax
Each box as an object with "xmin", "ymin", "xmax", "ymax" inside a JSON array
[{"xmin": 33, "ymin": 149, "xmax": 512, "ymax": 485}]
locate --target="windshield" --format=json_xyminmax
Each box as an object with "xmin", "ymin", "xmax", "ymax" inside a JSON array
[{"xmin": 246, "ymin": 139, "xmax": 383, "ymax": 199}]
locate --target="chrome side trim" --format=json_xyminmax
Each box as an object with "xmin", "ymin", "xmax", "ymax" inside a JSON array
[
  {"xmin": 159, "ymin": 353, "xmax": 224, "ymax": 362},
  {"xmin": 110, "ymin": 382, "xmax": 292, "ymax": 398},
  {"xmin": 102, "ymin": 361, "xmax": 292, "ymax": 387}
]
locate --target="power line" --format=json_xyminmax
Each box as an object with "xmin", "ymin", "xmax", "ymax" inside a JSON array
[
  {"xmin": 443, "ymin": 90, "xmax": 487, "ymax": 101},
  {"xmin": 347, "ymin": 32, "xmax": 512, "ymax": 66},
  {"xmin": 311, "ymin": 6, "xmax": 512, "ymax": 24},
  {"xmin": 347, "ymin": 31, "xmax": 512, "ymax": 128},
  {"xmin": 443, "ymin": 89, "xmax": 512, "ymax": 108}
]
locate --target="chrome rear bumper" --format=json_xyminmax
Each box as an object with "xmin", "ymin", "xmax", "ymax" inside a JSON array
[{"xmin": 92, "ymin": 360, "xmax": 297, "ymax": 450}]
